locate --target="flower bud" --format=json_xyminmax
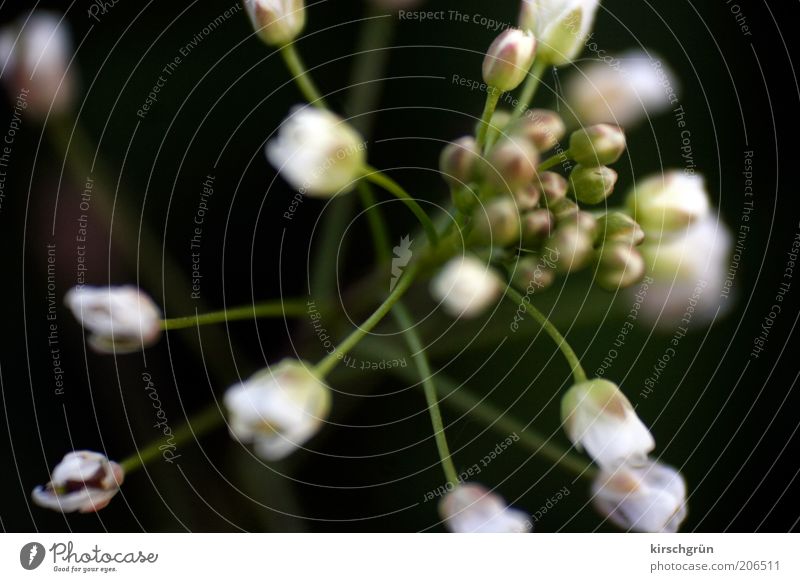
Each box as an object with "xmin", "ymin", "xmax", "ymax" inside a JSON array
[
  {"xmin": 482, "ymin": 28, "xmax": 537, "ymax": 91},
  {"xmin": 472, "ymin": 198, "xmax": 522, "ymax": 247},
  {"xmin": 244, "ymin": 0, "xmax": 306, "ymax": 47},
  {"xmin": 65, "ymin": 286, "xmax": 162, "ymax": 354},
  {"xmin": 569, "ymin": 164, "xmax": 618, "ymax": 205},
  {"xmin": 512, "ymin": 253, "xmax": 557, "ymax": 291},
  {"xmin": 592, "ymin": 460, "xmax": 688, "ymax": 532},
  {"xmin": 561, "ymin": 210, "xmax": 598, "ymax": 239},
  {"xmin": 0, "ymin": 12, "xmax": 76, "ymax": 119},
  {"xmin": 267, "ymin": 106, "xmax": 366, "ymax": 197},
  {"xmin": 569, "ymin": 124, "xmax": 627, "ymax": 167},
  {"xmin": 521, "ymin": 209, "xmax": 556, "ymax": 246},
  {"xmin": 536, "ymin": 171, "xmax": 568, "ymax": 206},
  {"xmin": 561, "ymin": 379, "xmax": 655, "ymax": 470},
  {"xmin": 430, "ymin": 256, "xmax": 504, "ymax": 319},
  {"xmin": 551, "ymin": 197, "xmax": 579, "ymax": 221},
  {"xmin": 440, "ymin": 137, "xmax": 480, "ymax": 188},
  {"xmin": 594, "ymin": 244, "xmax": 646, "ymax": 291},
  {"xmin": 511, "ymin": 109, "xmax": 566, "ymax": 151},
  {"xmin": 626, "ymin": 171, "xmax": 710, "ymax": 234},
  {"xmin": 439, "ymin": 483, "xmax": 531, "ymax": 533},
  {"xmin": 486, "ymin": 137, "xmax": 539, "ymax": 190},
  {"xmin": 546, "ymin": 222, "xmax": 594, "ymax": 273},
  {"xmin": 224, "ymin": 359, "xmax": 331, "ymax": 460},
  {"xmin": 595, "ymin": 212, "xmax": 645, "ymax": 246},
  {"xmin": 514, "ymin": 184, "xmax": 541, "ymax": 211},
  {"xmin": 519, "ymin": 0, "xmax": 601, "ymax": 66},
  {"xmin": 32, "ymin": 451, "xmax": 124, "ymax": 513}
]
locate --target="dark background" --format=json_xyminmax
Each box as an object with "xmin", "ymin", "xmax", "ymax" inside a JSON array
[{"xmin": 1, "ymin": 0, "xmax": 798, "ymax": 532}]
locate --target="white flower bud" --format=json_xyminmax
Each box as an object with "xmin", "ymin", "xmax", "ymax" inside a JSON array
[
  {"xmin": 626, "ymin": 171, "xmax": 710, "ymax": 234},
  {"xmin": 65, "ymin": 286, "xmax": 162, "ymax": 354},
  {"xmin": 430, "ymin": 256, "xmax": 504, "ymax": 319},
  {"xmin": 32, "ymin": 451, "xmax": 124, "ymax": 513},
  {"xmin": 224, "ymin": 360, "xmax": 331, "ymax": 461},
  {"xmin": 561, "ymin": 379, "xmax": 654, "ymax": 470},
  {"xmin": 482, "ymin": 28, "xmax": 537, "ymax": 91},
  {"xmin": 0, "ymin": 11, "xmax": 76, "ymax": 118},
  {"xmin": 519, "ymin": 0, "xmax": 601, "ymax": 66},
  {"xmin": 439, "ymin": 483, "xmax": 531, "ymax": 533},
  {"xmin": 565, "ymin": 50, "xmax": 679, "ymax": 127},
  {"xmin": 592, "ymin": 459, "xmax": 688, "ymax": 532},
  {"xmin": 267, "ymin": 106, "xmax": 366, "ymax": 197},
  {"xmin": 244, "ymin": 0, "xmax": 306, "ymax": 47}
]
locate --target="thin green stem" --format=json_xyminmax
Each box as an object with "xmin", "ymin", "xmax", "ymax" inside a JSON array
[
  {"xmin": 476, "ymin": 88, "xmax": 502, "ymax": 150},
  {"xmin": 539, "ymin": 151, "xmax": 571, "ymax": 172},
  {"xmin": 119, "ymin": 405, "xmax": 223, "ymax": 474},
  {"xmin": 357, "ymin": 182, "xmax": 392, "ymax": 264},
  {"xmin": 280, "ymin": 43, "xmax": 327, "ymax": 107},
  {"xmin": 161, "ymin": 299, "xmax": 308, "ymax": 330},
  {"xmin": 362, "ymin": 166, "xmax": 439, "ymax": 246},
  {"xmin": 504, "ymin": 287, "xmax": 587, "ymax": 383},
  {"xmin": 511, "ymin": 59, "xmax": 548, "ymax": 123},
  {"xmin": 313, "ymin": 261, "xmax": 421, "ymax": 379}
]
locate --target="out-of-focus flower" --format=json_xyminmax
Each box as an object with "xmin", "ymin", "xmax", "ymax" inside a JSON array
[
  {"xmin": 565, "ymin": 50, "xmax": 678, "ymax": 127},
  {"xmin": 471, "ymin": 198, "xmax": 522, "ymax": 247},
  {"xmin": 592, "ymin": 459, "xmax": 688, "ymax": 532},
  {"xmin": 482, "ymin": 28, "xmax": 537, "ymax": 91},
  {"xmin": 626, "ymin": 171, "xmax": 710, "ymax": 235},
  {"xmin": 430, "ymin": 256, "xmax": 504, "ymax": 319},
  {"xmin": 0, "ymin": 11, "xmax": 75, "ymax": 118},
  {"xmin": 244, "ymin": 0, "xmax": 306, "ymax": 47},
  {"xmin": 267, "ymin": 106, "xmax": 366, "ymax": 197},
  {"xmin": 224, "ymin": 360, "xmax": 331, "ymax": 461},
  {"xmin": 440, "ymin": 136, "xmax": 480, "ymax": 188},
  {"xmin": 32, "ymin": 451, "xmax": 124, "ymax": 513},
  {"xmin": 518, "ymin": 0, "xmax": 601, "ymax": 66},
  {"xmin": 439, "ymin": 483, "xmax": 531, "ymax": 533},
  {"xmin": 561, "ymin": 379, "xmax": 654, "ymax": 470},
  {"xmin": 65, "ymin": 286, "xmax": 162, "ymax": 354}
]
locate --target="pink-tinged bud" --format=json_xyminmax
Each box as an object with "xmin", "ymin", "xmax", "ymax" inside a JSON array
[
  {"xmin": 430, "ymin": 256, "xmax": 504, "ymax": 319},
  {"xmin": 511, "ymin": 109, "xmax": 567, "ymax": 151},
  {"xmin": 471, "ymin": 198, "xmax": 522, "ymax": 247},
  {"xmin": 440, "ymin": 136, "xmax": 480, "ymax": 187},
  {"xmin": 486, "ymin": 137, "xmax": 539, "ymax": 190},
  {"xmin": 439, "ymin": 483, "xmax": 531, "ymax": 533},
  {"xmin": 514, "ymin": 184, "xmax": 542, "ymax": 211},
  {"xmin": 32, "ymin": 451, "xmax": 124, "ymax": 513},
  {"xmin": 244, "ymin": 0, "xmax": 306, "ymax": 47},
  {"xmin": 536, "ymin": 171, "xmax": 568, "ymax": 205},
  {"xmin": 594, "ymin": 243, "xmax": 646, "ymax": 290},
  {"xmin": 569, "ymin": 124, "xmax": 627, "ymax": 167},
  {"xmin": 482, "ymin": 29, "xmax": 537, "ymax": 91},
  {"xmin": 521, "ymin": 209, "xmax": 555, "ymax": 246}
]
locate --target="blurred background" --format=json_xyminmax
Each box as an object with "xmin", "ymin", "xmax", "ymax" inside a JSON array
[{"xmin": 1, "ymin": 0, "xmax": 798, "ymax": 532}]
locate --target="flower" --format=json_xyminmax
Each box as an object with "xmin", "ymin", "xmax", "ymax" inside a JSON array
[
  {"xmin": 518, "ymin": 0, "xmax": 601, "ymax": 66},
  {"xmin": 482, "ymin": 28, "xmax": 537, "ymax": 91},
  {"xmin": 65, "ymin": 286, "xmax": 162, "ymax": 354},
  {"xmin": 561, "ymin": 379, "xmax": 654, "ymax": 470},
  {"xmin": 564, "ymin": 50, "xmax": 679, "ymax": 127},
  {"xmin": 626, "ymin": 171, "xmax": 710, "ymax": 235},
  {"xmin": 267, "ymin": 106, "xmax": 366, "ymax": 197},
  {"xmin": 244, "ymin": 0, "xmax": 306, "ymax": 47},
  {"xmin": 430, "ymin": 256, "xmax": 504, "ymax": 319},
  {"xmin": 439, "ymin": 483, "xmax": 531, "ymax": 533},
  {"xmin": 224, "ymin": 360, "xmax": 331, "ymax": 461},
  {"xmin": 0, "ymin": 11, "xmax": 75, "ymax": 118},
  {"xmin": 592, "ymin": 459, "xmax": 688, "ymax": 532},
  {"xmin": 32, "ymin": 451, "xmax": 124, "ymax": 513}
]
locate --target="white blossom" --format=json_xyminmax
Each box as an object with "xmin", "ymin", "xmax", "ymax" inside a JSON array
[
  {"xmin": 627, "ymin": 171, "xmax": 710, "ymax": 235},
  {"xmin": 439, "ymin": 483, "xmax": 531, "ymax": 533},
  {"xmin": 519, "ymin": 0, "xmax": 602, "ymax": 66},
  {"xmin": 32, "ymin": 451, "xmax": 124, "ymax": 513},
  {"xmin": 244, "ymin": 0, "xmax": 306, "ymax": 46},
  {"xmin": 430, "ymin": 256, "xmax": 504, "ymax": 319}
]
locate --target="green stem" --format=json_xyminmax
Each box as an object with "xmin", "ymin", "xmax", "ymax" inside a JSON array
[
  {"xmin": 119, "ymin": 405, "xmax": 223, "ymax": 474},
  {"xmin": 511, "ymin": 59, "xmax": 548, "ymax": 123},
  {"xmin": 357, "ymin": 182, "xmax": 392, "ymax": 263},
  {"xmin": 538, "ymin": 151, "xmax": 571, "ymax": 172},
  {"xmin": 504, "ymin": 287, "xmax": 587, "ymax": 383},
  {"xmin": 280, "ymin": 43, "xmax": 327, "ymax": 107},
  {"xmin": 361, "ymin": 166, "xmax": 439, "ymax": 246},
  {"xmin": 476, "ymin": 88, "xmax": 502, "ymax": 151},
  {"xmin": 313, "ymin": 261, "xmax": 421, "ymax": 379},
  {"xmin": 161, "ymin": 299, "xmax": 308, "ymax": 330}
]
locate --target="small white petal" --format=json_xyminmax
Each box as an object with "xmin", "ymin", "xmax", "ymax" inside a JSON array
[
  {"xmin": 430, "ymin": 256, "xmax": 504, "ymax": 319},
  {"xmin": 440, "ymin": 484, "xmax": 531, "ymax": 533}
]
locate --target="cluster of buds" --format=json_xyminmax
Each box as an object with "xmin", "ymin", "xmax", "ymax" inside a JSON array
[
  {"xmin": 32, "ymin": 451, "xmax": 124, "ymax": 513},
  {"xmin": 561, "ymin": 379, "xmax": 688, "ymax": 532},
  {"xmin": 439, "ymin": 483, "xmax": 531, "ymax": 533}
]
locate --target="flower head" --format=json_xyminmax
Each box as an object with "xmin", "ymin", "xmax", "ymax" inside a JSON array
[
  {"xmin": 561, "ymin": 379, "xmax": 654, "ymax": 470},
  {"xmin": 592, "ymin": 459, "xmax": 688, "ymax": 532},
  {"xmin": 519, "ymin": 0, "xmax": 601, "ymax": 66},
  {"xmin": 439, "ymin": 483, "xmax": 531, "ymax": 533},
  {"xmin": 32, "ymin": 451, "xmax": 124, "ymax": 513},
  {"xmin": 267, "ymin": 106, "xmax": 366, "ymax": 197},
  {"xmin": 65, "ymin": 286, "xmax": 162, "ymax": 354},
  {"xmin": 224, "ymin": 360, "xmax": 331, "ymax": 461},
  {"xmin": 430, "ymin": 256, "xmax": 504, "ymax": 319},
  {"xmin": 244, "ymin": 0, "xmax": 306, "ymax": 47}
]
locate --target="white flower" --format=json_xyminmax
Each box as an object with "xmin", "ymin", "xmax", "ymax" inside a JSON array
[
  {"xmin": 267, "ymin": 106, "xmax": 366, "ymax": 197},
  {"xmin": 627, "ymin": 171, "xmax": 710, "ymax": 235},
  {"xmin": 430, "ymin": 256, "xmax": 504, "ymax": 319},
  {"xmin": 519, "ymin": 0, "xmax": 601, "ymax": 66},
  {"xmin": 439, "ymin": 483, "xmax": 531, "ymax": 533},
  {"xmin": 565, "ymin": 50, "xmax": 679, "ymax": 127},
  {"xmin": 592, "ymin": 459, "xmax": 688, "ymax": 532},
  {"xmin": 561, "ymin": 379, "xmax": 654, "ymax": 470},
  {"xmin": 244, "ymin": 0, "xmax": 306, "ymax": 46},
  {"xmin": 32, "ymin": 451, "xmax": 124, "ymax": 513},
  {"xmin": 65, "ymin": 286, "xmax": 162, "ymax": 354},
  {"xmin": 224, "ymin": 360, "xmax": 331, "ymax": 461},
  {"xmin": 0, "ymin": 11, "xmax": 75, "ymax": 118},
  {"xmin": 482, "ymin": 28, "xmax": 537, "ymax": 91}
]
